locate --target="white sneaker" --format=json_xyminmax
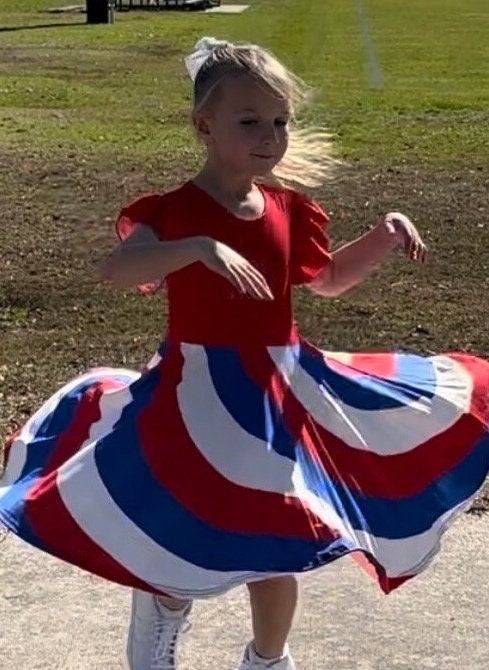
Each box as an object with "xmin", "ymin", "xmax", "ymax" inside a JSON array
[
  {"xmin": 238, "ymin": 641, "xmax": 297, "ymax": 670},
  {"xmin": 126, "ymin": 589, "xmax": 192, "ymax": 670}
]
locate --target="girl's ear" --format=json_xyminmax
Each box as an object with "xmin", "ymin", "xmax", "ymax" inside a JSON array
[{"xmin": 193, "ymin": 112, "xmax": 214, "ymax": 145}]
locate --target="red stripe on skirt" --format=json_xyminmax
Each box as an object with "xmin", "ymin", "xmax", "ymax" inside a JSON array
[{"xmin": 138, "ymin": 344, "xmax": 337, "ymax": 541}]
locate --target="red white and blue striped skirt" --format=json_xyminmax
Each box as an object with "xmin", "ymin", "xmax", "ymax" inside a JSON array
[{"xmin": 1, "ymin": 339, "xmax": 489, "ymax": 598}]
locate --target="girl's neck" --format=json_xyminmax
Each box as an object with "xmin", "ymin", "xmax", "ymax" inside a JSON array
[
  {"xmin": 192, "ymin": 164, "xmax": 266, "ymax": 220},
  {"xmin": 194, "ymin": 163, "xmax": 255, "ymax": 202}
]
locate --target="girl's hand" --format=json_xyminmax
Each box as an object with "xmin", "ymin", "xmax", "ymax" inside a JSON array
[
  {"xmin": 197, "ymin": 238, "xmax": 274, "ymax": 300},
  {"xmin": 383, "ymin": 212, "xmax": 428, "ymax": 263}
]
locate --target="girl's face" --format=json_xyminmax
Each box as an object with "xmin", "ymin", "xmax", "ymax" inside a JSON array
[{"xmin": 195, "ymin": 74, "xmax": 290, "ymax": 178}]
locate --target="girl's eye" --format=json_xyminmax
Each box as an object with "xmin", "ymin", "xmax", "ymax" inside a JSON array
[{"xmin": 239, "ymin": 119, "xmax": 288, "ymax": 127}]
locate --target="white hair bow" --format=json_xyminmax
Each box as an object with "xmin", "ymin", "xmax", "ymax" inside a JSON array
[{"xmin": 184, "ymin": 36, "xmax": 230, "ymax": 82}]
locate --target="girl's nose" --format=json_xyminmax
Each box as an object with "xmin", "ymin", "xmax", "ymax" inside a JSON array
[{"xmin": 261, "ymin": 123, "xmax": 280, "ymax": 144}]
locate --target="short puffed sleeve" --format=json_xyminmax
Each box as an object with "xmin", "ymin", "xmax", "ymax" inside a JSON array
[
  {"xmin": 115, "ymin": 193, "xmax": 166, "ymax": 294},
  {"xmin": 289, "ymin": 192, "xmax": 332, "ymax": 285},
  {"xmin": 115, "ymin": 193, "xmax": 165, "ymax": 242}
]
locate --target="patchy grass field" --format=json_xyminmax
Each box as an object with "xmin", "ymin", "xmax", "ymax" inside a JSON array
[{"xmin": 0, "ymin": 0, "xmax": 488, "ymax": 503}]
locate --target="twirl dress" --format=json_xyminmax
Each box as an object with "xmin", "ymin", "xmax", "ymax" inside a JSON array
[{"xmin": 1, "ymin": 181, "xmax": 489, "ymax": 599}]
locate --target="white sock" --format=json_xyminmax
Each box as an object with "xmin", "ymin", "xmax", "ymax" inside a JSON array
[{"xmin": 251, "ymin": 642, "xmax": 288, "ymax": 664}]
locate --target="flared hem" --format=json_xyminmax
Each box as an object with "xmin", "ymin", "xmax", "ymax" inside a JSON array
[{"xmin": 1, "ymin": 342, "xmax": 489, "ymax": 598}]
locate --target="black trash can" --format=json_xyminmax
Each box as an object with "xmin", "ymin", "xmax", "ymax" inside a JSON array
[{"xmin": 86, "ymin": 0, "xmax": 110, "ymax": 24}]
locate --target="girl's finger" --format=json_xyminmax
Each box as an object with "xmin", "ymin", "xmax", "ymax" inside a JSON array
[
  {"xmin": 242, "ymin": 272, "xmax": 273, "ymax": 300},
  {"xmin": 241, "ymin": 265, "xmax": 274, "ymax": 300},
  {"xmin": 251, "ymin": 277, "xmax": 274, "ymax": 300},
  {"xmin": 407, "ymin": 237, "xmax": 415, "ymax": 257},
  {"xmin": 226, "ymin": 267, "xmax": 246, "ymax": 294},
  {"xmin": 411, "ymin": 242, "xmax": 427, "ymax": 263}
]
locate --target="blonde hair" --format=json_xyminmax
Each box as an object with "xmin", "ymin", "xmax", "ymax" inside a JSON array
[{"xmin": 191, "ymin": 40, "xmax": 340, "ymax": 189}]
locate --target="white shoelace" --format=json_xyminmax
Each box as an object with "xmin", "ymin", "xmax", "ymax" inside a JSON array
[{"xmin": 150, "ymin": 616, "xmax": 191, "ymax": 670}]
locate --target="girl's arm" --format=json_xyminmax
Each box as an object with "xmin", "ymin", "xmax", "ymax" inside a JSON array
[
  {"xmin": 96, "ymin": 224, "xmax": 273, "ymax": 299},
  {"xmin": 96, "ymin": 224, "xmax": 208, "ymax": 289},
  {"xmin": 309, "ymin": 212, "xmax": 427, "ymax": 297}
]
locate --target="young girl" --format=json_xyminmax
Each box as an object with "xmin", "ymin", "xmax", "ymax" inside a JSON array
[{"xmin": 1, "ymin": 36, "xmax": 489, "ymax": 670}]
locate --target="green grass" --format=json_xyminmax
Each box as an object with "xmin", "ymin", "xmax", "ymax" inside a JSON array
[
  {"xmin": 0, "ymin": 0, "xmax": 488, "ymax": 164},
  {"xmin": 2, "ymin": 0, "xmax": 489, "ymax": 518}
]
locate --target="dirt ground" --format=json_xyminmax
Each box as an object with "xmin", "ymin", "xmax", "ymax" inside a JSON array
[{"xmin": 0, "ymin": 149, "xmax": 488, "ymax": 510}]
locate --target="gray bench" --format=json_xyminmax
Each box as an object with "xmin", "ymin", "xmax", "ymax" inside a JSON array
[{"xmin": 114, "ymin": 0, "xmax": 220, "ymax": 11}]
